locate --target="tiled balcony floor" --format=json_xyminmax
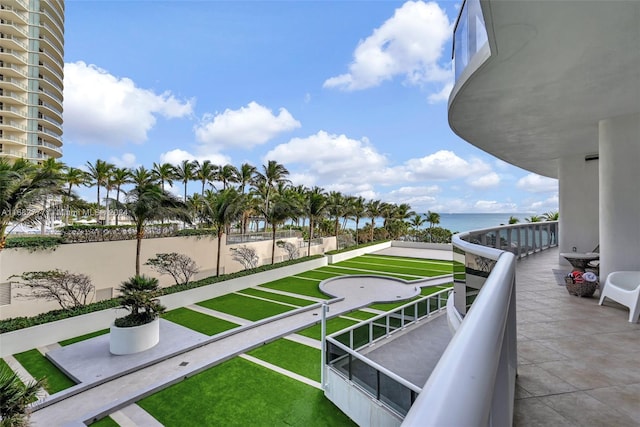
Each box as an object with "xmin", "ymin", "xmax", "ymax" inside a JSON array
[{"xmin": 514, "ymin": 248, "xmax": 640, "ymax": 426}]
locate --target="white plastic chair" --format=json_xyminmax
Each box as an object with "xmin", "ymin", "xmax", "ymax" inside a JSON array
[{"xmin": 599, "ymin": 271, "xmax": 640, "ymax": 323}]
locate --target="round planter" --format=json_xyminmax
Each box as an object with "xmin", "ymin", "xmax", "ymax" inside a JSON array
[{"xmin": 109, "ymin": 318, "xmax": 160, "ymax": 355}]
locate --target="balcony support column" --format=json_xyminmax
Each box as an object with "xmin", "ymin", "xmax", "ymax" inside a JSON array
[
  {"xmin": 558, "ymin": 154, "xmax": 599, "ymax": 264},
  {"xmin": 599, "ymin": 113, "xmax": 640, "ymax": 281}
]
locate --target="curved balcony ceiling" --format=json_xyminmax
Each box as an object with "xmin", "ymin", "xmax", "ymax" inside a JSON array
[{"xmin": 448, "ymin": 1, "xmax": 640, "ymax": 178}]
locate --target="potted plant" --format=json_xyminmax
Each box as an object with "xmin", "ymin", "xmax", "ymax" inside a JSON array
[{"xmin": 110, "ymin": 275, "xmax": 166, "ymax": 355}]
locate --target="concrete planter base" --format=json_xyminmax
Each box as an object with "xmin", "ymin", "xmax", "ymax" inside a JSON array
[{"xmin": 109, "ymin": 318, "xmax": 160, "ymax": 355}]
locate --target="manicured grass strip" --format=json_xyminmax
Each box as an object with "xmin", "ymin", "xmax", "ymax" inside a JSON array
[
  {"xmin": 59, "ymin": 329, "xmax": 109, "ymax": 346},
  {"xmin": 248, "ymin": 338, "xmax": 321, "ymax": 382},
  {"xmin": 238, "ymin": 288, "xmax": 317, "ymax": 307},
  {"xmin": 295, "ymin": 270, "xmax": 344, "ymax": 281},
  {"xmin": 421, "ymin": 285, "xmax": 452, "ymax": 296},
  {"xmin": 297, "ymin": 317, "xmax": 358, "ymax": 341},
  {"xmin": 13, "ymin": 349, "xmax": 75, "ymax": 394},
  {"xmin": 343, "ymin": 310, "xmax": 379, "ymax": 320},
  {"xmin": 89, "ymin": 416, "xmax": 120, "ymax": 426},
  {"xmin": 162, "ymin": 308, "xmax": 240, "ymax": 336},
  {"xmin": 197, "ymin": 293, "xmax": 294, "ymax": 321},
  {"xmin": 137, "ymin": 357, "xmax": 355, "ymax": 427},
  {"xmin": 369, "ymin": 296, "xmax": 421, "ymax": 312},
  {"xmin": 334, "ymin": 260, "xmax": 442, "ymax": 277},
  {"xmin": 317, "ymin": 266, "xmax": 419, "ymax": 281},
  {"xmin": 259, "ymin": 278, "xmax": 329, "ymax": 300},
  {"xmin": 362, "ymin": 254, "xmax": 454, "ymax": 268}
]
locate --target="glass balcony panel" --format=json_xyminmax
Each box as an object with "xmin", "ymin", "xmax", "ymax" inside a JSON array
[{"xmin": 379, "ymin": 371, "xmax": 413, "ymax": 416}]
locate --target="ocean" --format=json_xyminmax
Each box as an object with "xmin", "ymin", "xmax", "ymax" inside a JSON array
[{"xmin": 346, "ymin": 213, "xmax": 530, "ymax": 234}]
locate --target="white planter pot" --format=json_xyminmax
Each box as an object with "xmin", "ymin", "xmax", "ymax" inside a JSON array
[{"xmin": 109, "ymin": 318, "xmax": 160, "ymax": 355}]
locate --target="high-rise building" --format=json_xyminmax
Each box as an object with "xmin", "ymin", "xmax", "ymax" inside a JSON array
[{"xmin": 0, "ymin": 0, "xmax": 64, "ymax": 163}]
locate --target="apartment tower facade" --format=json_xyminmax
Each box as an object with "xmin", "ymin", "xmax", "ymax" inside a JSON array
[{"xmin": 0, "ymin": 0, "xmax": 64, "ymax": 163}]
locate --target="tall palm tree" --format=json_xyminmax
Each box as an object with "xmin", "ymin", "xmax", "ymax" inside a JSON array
[
  {"xmin": 130, "ymin": 166, "xmax": 153, "ymax": 187},
  {"xmin": 174, "ymin": 159, "xmax": 197, "ymax": 202},
  {"xmin": 542, "ymin": 211, "xmax": 559, "ymax": 221},
  {"xmin": 426, "ymin": 210, "xmax": 441, "ymax": 242},
  {"xmin": 326, "ymin": 191, "xmax": 345, "ymax": 240},
  {"xmin": 217, "ymin": 164, "xmax": 240, "ymax": 190},
  {"xmin": 305, "ymin": 187, "xmax": 328, "ymax": 257},
  {"xmin": 525, "ymin": 215, "xmax": 542, "ymax": 223},
  {"xmin": 351, "ymin": 196, "xmax": 366, "ymax": 244},
  {"xmin": 62, "ymin": 166, "xmax": 88, "ymax": 224},
  {"xmin": 110, "ymin": 167, "xmax": 132, "ymax": 225},
  {"xmin": 259, "ymin": 193, "xmax": 295, "ymax": 264},
  {"xmin": 409, "ymin": 214, "xmax": 426, "ymax": 241},
  {"xmin": 366, "ymin": 199, "xmax": 383, "ymax": 242},
  {"xmin": 508, "ymin": 216, "xmax": 520, "ymax": 224},
  {"xmin": 194, "ymin": 160, "xmax": 217, "ymax": 196},
  {"xmin": 238, "ymin": 162, "xmax": 256, "ymax": 194},
  {"xmin": 0, "ymin": 159, "xmax": 63, "ymax": 250},
  {"xmin": 201, "ymin": 188, "xmax": 244, "ymax": 276},
  {"xmin": 118, "ymin": 183, "xmax": 191, "ymax": 275},
  {"xmin": 254, "ymin": 160, "xmax": 290, "ymax": 212},
  {"xmin": 151, "ymin": 162, "xmax": 177, "ymax": 192},
  {"xmin": 86, "ymin": 159, "xmax": 114, "ymax": 222}
]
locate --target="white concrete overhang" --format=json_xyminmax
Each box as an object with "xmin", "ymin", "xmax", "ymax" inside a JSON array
[{"xmin": 448, "ymin": 0, "xmax": 640, "ymax": 178}]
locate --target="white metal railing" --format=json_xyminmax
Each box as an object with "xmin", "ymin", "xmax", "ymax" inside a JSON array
[
  {"xmin": 403, "ymin": 238, "xmax": 517, "ymax": 426},
  {"xmin": 463, "ymin": 220, "xmax": 558, "ymax": 258},
  {"xmin": 325, "ymin": 289, "xmax": 451, "ymax": 417},
  {"xmin": 225, "ymin": 229, "xmax": 301, "ymax": 244}
]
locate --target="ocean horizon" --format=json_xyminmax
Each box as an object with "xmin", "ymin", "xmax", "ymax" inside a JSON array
[{"xmin": 345, "ymin": 213, "xmax": 532, "ymax": 234}]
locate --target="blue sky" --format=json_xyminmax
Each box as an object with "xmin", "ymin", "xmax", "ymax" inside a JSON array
[{"xmin": 61, "ymin": 0, "xmax": 558, "ymax": 214}]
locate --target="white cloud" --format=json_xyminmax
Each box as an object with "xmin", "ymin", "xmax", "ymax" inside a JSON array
[
  {"xmin": 467, "ymin": 172, "xmax": 500, "ymax": 189},
  {"xmin": 63, "ymin": 61, "xmax": 194, "ymax": 145},
  {"xmin": 405, "ymin": 150, "xmax": 491, "ymax": 180},
  {"xmin": 522, "ymin": 194, "xmax": 559, "ymax": 213},
  {"xmin": 194, "ymin": 102, "xmax": 301, "ymax": 150},
  {"xmin": 516, "ymin": 173, "xmax": 558, "ymax": 193},
  {"xmin": 324, "ymin": 1, "xmax": 452, "ymax": 95},
  {"xmin": 427, "ymin": 81, "xmax": 453, "ymax": 104},
  {"xmin": 473, "ymin": 200, "xmax": 519, "ymax": 213},
  {"xmin": 159, "ymin": 148, "xmax": 230, "ymax": 166},
  {"xmin": 109, "ymin": 153, "xmax": 137, "ymax": 168}
]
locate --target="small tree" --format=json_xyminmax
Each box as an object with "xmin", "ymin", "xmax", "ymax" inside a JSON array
[
  {"xmin": 230, "ymin": 246, "xmax": 259, "ymax": 270},
  {"xmin": 0, "ymin": 364, "xmax": 44, "ymax": 427},
  {"xmin": 114, "ymin": 275, "xmax": 165, "ymax": 327},
  {"xmin": 10, "ymin": 270, "xmax": 94, "ymax": 310},
  {"xmin": 145, "ymin": 253, "xmax": 199, "ymax": 286},
  {"xmin": 276, "ymin": 240, "xmax": 299, "ymax": 260}
]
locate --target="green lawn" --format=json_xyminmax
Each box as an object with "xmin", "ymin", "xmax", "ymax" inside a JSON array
[
  {"xmin": 316, "ymin": 265, "xmax": 419, "ymax": 281},
  {"xmin": 296, "ymin": 317, "xmax": 358, "ymax": 341},
  {"xmin": 13, "ymin": 349, "xmax": 75, "ymax": 394},
  {"xmin": 197, "ymin": 293, "xmax": 295, "ymax": 321},
  {"xmin": 259, "ymin": 278, "xmax": 329, "ymax": 299},
  {"xmin": 89, "ymin": 416, "xmax": 120, "ymax": 426},
  {"xmin": 334, "ymin": 260, "xmax": 441, "ymax": 278},
  {"xmin": 295, "ymin": 270, "xmax": 344, "ymax": 281},
  {"xmin": 137, "ymin": 357, "xmax": 355, "ymax": 427},
  {"xmin": 238, "ymin": 288, "xmax": 317, "ymax": 307},
  {"xmin": 340, "ymin": 310, "xmax": 379, "ymax": 321},
  {"xmin": 362, "ymin": 254, "xmax": 454, "ymax": 271},
  {"xmin": 162, "ymin": 308, "xmax": 240, "ymax": 336},
  {"xmin": 247, "ymin": 338, "xmax": 321, "ymax": 382},
  {"xmin": 59, "ymin": 329, "xmax": 109, "ymax": 346}
]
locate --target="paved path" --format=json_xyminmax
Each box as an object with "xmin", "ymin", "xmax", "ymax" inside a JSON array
[{"xmin": 30, "ymin": 270, "xmax": 452, "ymax": 426}]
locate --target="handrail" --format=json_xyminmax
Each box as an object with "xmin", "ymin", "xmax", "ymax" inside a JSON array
[{"xmin": 403, "ymin": 251, "xmax": 516, "ymax": 426}]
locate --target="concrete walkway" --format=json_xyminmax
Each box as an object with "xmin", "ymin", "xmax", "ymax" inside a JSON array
[{"xmin": 29, "ymin": 263, "xmax": 451, "ymax": 426}]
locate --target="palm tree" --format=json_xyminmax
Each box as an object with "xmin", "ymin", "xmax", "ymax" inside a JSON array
[
  {"xmin": 194, "ymin": 160, "xmax": 217, "ymax": 196},
  {"xmin": 351, "ymin": 196, "xmax": 366, "ymax": 244},
  {"xmin": 0, "ymin": 364, "xmax": 44, "ymax": 426},
  {"xmin": 130, "ymin": 166, "xmax": 153, "ymax": 187},
  {"xmin": 409, "ymin": 214, "xmax": 426, "ymax": 241},
  {"xmin": 426, "ymin": 210, "xmax": 441, "ymax": 242},
  {"xmin": 86, "ymin": 159, "xmax": 114, "ymax": 222},
  {"xmin": 366, "ymin": 199, "xmax": 383, "ymax": 241},
  {"xmin": 174, "ymin": 159, "xmax": 197, "ymax": 202},
  {"xmin": 62, "ymin": 166, "xmax": 89, "ymax": 224},
  {"xmin": 110, "ymin": 167, "xmax": 132, "ymax": 225},
  {"xmin": 238, "ymin": 162, "xmax": 256, "ymax": 194},
  {"xmin": 115, "ymin": 275, "xmax": 165, "ymax": 326},
  {"xmin": 259, "ymin": 193, "xmax": 295, "ymax": 264},
  {"xmin": 118, "ymin": 183, "xmax": 191, "ymax": 275},
  {"xmin": 326, "ymin": 191, "xmax": 345, "ymax": 240},
  {"xmin": 0, "ymin": 159, "xmax": 63, "ymax": 250},
  {"xmin": 254, "ymin": 160, "xmax": 290, "ymax": 212},
  {"xmin": 201, "ymin": 188, "xmax": 244, "ymax": 276},
  {"xmin": 151, "ymin": 162, "xmax": 177, "ymax": 192},
  {"xmin": 542, "ymin": 211, "xmax": 559, "ymax": 221},
  {"xmin": 305, "ymin": 187, "xmax": 328, "ymax": 257},
  {"xmin": 508, "ymin": 216, "xmax": 520, "ymax": 224},
  {"xmin": 525, "ymin": 215, "xmax": 542, "ymax": 223},
  {"xmin": 217, "ymin": 164, "xmax": 240, "ymax": 190}
]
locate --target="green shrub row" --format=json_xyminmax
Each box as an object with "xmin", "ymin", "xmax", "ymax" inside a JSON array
[
  {"xmin": 0, "ymin": 254, "xmax": 324, "ymax": 334},
  {"xmin": 4, "ymin": 236, "xmax": 64, "ymax": 252},
  {"xmin": 325, "ymin": 240, "xmax": 390, "ymax": 255}
]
